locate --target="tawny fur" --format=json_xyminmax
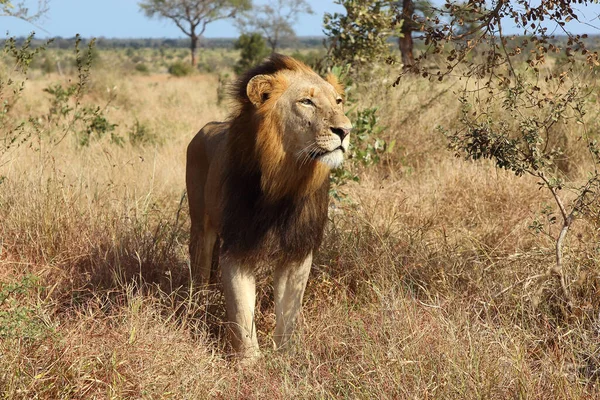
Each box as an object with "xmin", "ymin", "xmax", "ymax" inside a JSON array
[{"xmin": 186, "ymin": 54, "xmax": 351, "ymax": 359}]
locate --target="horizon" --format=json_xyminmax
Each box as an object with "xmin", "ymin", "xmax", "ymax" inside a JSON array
[{"xmin": 1, "ymin": 34, "xmax": 329, "ymax": 40}]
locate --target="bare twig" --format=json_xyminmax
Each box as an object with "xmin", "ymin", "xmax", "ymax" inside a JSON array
[
  {"xmin": 493, "ymin": 273, "xmax": 546, "ymax": 299},
  {"xmin": 536, "ymin": 172, "xmax": 574, "ymax": 308}
]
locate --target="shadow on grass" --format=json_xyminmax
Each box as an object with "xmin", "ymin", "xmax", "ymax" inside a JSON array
[{"xmin": 48, "ymin": 207, "xmax": 231, "ymax": 352}]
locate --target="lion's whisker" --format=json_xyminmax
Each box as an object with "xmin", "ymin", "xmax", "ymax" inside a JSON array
[
  {"xmin": 297, "ymin": 141, "xmax": 320, "ymax": 167},
  {"xmin": 296, "ymin": 141, "xmax": 317, "ymax": 157},
  {"xmin": 301, "ymin": 146, "xmax": 317, "ymax": 166}
]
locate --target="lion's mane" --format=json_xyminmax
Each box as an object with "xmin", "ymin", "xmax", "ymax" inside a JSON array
[{"xmin": 219, "ymin": 54, "xmax": 332, "ymax": 264}]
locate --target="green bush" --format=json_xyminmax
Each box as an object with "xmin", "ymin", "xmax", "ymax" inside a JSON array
[
  {"xmin": 135, "ymin": 63, "xmax": 150, "ymax": 74},
  {"xmin": 168, "ymin": 60, "xmax": 194, "ymax": 77},
  {"xmin": 217, "ymin": 73, "xmax": 231, "ymax": 105},
  {"xmin": 290, "ymin": 50, "xmax": 326, "ymax": 71},
  {"xmin": 323, "ymin": 0, "xmax": 398, "ymax": 69},
  {"xmin": 328, "ymin": 65, "xmax": 391, "ymax": 200},
  {"xmin": 233, "ymin": 33, "xmax": 270, "ymax": 75},
  {"xmin": 43, "ymin": 78, "xmax": 120, "ymax": 147},
  {"xmin": 0, "ymin": 275, "xmax": 51, "ymax": 341},
  {"xmin": 30, "ymin": 54, "xmax": 56, "ymax": 73},
  {"xmin": 197, "ymin": 60, "xmax": 216, "ymax": 73},
  {"xmin": 1, "ymin": 34, "xmax": 52, "ymax": 161},
  {"xmin": 71, "ymin": 44, "xmax": 101, "ymax": 68},
  {"xmin": 128, "ymin": 119, "xmax": 157, "ymax": 146},
  {"xmin": 40, "ymin": 56, "xmax": 56, "ymax": 73},
  {"xmin": 80, "ymin": 112, "xmax": 120, "ymax": 146}
]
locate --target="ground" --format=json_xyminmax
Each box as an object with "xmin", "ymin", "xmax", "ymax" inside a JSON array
[{"xmin": 0, "ymin": 46, "xmax": 599, "ymax": 398}]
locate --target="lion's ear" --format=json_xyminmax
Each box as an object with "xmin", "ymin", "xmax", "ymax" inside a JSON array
[
  {"xmin": 247, "ymin": 74, "xmax": 274, "ymax": 107},
  {"xmin": 325, "ymin": 73, "xmax": 345, "ymax": 97}
]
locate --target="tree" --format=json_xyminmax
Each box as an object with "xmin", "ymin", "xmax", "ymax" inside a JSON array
[
  {"xmin": 393, "ymin": 0, "xmax": 433, "ymax": 69},
  {"xmin": 397, "ymin": 0, "xmax": 415, "ymax": 68},
  {"xmin": 139, "ymin": 0, "xmax": 251, "ymax": 66},
  {"xmin": 407, "ymin": 0, "xmax": 600, "ymax": 310},
  {"xmin": 233, "ymin": 33, "xmax": 269, "ymax": 74},
  {"xmin": 1, "ymin": 0, "xmax": 48, "ymax": 22},
  {"xmin": 237, "ymin": 0, "xmax": 313, "ymax": 52},
  {"xmin": 323, "ymin": 0, "xmax": 397, "ymax": 69}
]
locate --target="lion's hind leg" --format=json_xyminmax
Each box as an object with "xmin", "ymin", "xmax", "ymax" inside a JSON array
[
  {"xmin": 186, "ymin": 130, "xmax": 217, "ymax": 286},
  {"xmin": 189, "ymin": 214, "xmax": 218, "ymax": 285},
  {"xmin": 200, "ymin": 216, "xmax": 218, "ymax": 284},
  {"xmin": 273, "ymin": 252, "xmax": 313, "ymax": 350}
]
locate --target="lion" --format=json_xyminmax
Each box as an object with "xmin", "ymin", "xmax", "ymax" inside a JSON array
[{"xmin": 186, "ymin": 54, "xmax": 352, "ymax": 359}]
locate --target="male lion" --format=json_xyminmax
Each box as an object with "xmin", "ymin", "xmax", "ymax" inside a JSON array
[{"xmin": 186, "ymin": 54, "xmax": 351, "ymax": 359}]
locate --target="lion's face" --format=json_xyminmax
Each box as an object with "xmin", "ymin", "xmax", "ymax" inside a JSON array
[
  {"xmin": 278, "ymin": 71, "xmax": 352, "ymax": 169},
  {"xmin": 247, "ymin": 69, "xmax": 352, "ymax": 170}
]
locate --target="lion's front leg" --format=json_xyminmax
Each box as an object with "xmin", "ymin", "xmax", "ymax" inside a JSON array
[
  {"xmin": 273, "ymin": 252, "xmax": 312, "ymax": 350},
  {"xmin": 221, "ymin": 257, "xmax": 260, "ymax": 360}
]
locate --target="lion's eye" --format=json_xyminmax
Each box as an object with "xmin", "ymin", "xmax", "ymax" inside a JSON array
[
  {"xmin": 336, "ymin": 98, "xmax": 343, "ymax": 105},
  {"xmin": 299, "ymin": 98, "xmax": 315, "ymax": 107}
]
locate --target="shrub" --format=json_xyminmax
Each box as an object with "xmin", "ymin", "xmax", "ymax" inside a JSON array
[
  {"xmin": 40, "ymin": 37, "xmax": 122, "ymax": 147},
  {"xmin": 0, "ymin": 34, "xmax": 52, "ymax": 162},
  {"xmin": 328, "ymin": 65, "xmax": 391, "ymax": 200},
  {"xmin": 80, "ymin": 112, "xmax": 120, "ymax": 146},
  {"xmin": 323, "ymin": 0, "xmax": 398, "ymax": 69},
  {"xmin": 135, "ymin": 63, "xmax": 150, "ymax": 74},
  {"xmin": 217, "ymin": 73, "xmax": 231, "ymax": 105},
  {"xmin": 168, "ymin": 60, "xmax": 194, "ymax": 77},
  {"xmin": 128, "ymin": 119, "xmax": 157, "ymax": 146},
  {"xmin": 290, "ymin": 49, "xmax": 326, "ymax": 71},
  {"xmin": 30, "ymin": 54, "xmax": 56, "ymax": 74},
  {"xmin": 0, "ymin": 275, "xmax": 51, "ymax": 341},
  {"xmin": 233, "ymin": 33, "xmax": 270, "ymax": 75},
  {"xmin": 197, "ymin": 60, "xmax": 216, "ymax": 73},
  {"xmin": 40, "ymin": 56, "xmax": 56, "ymax": 73},
  {"xmin": 71, "ymin": 43, "xmax": 101, "ymax": 68}
]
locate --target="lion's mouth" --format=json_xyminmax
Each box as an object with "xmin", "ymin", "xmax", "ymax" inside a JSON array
[{"xmin": 309, "ymin": 146, "xmax": 345, "ymax": 159}]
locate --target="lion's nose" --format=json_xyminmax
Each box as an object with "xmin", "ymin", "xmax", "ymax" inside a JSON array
[{"xmin": 330, "ymin": 127, "xmax": 351, "ymax": 141}]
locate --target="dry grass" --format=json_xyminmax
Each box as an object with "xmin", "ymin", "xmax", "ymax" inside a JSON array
[{"xmin": 1, "ymin": 56, "xmax": 600, "ymax": 399}]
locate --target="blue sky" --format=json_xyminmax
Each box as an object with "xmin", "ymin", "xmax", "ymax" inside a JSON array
[
  {"xmin": 2, "ymin": 0, "xmax": 344, "ymax": 38},
  {"xmin": 2, "ymin": 0, "xmax": 600, "ymax": 39}
]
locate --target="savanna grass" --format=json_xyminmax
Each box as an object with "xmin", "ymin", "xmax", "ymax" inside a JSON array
[{"xmin": 1, "ymin": 49, "xmax": 599, "ymax": 398}]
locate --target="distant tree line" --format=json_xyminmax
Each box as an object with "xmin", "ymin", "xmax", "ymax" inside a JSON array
[{"xmin": 0, "ymin": 36, "xmax": 326, "ymax": 50}]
